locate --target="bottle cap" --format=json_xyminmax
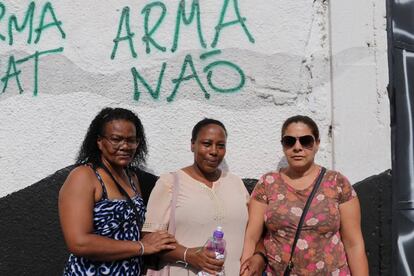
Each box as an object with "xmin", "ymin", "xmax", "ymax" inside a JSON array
[{"xmin": 213, "ymin": 226, "xmax": 224, "ymax": 239}]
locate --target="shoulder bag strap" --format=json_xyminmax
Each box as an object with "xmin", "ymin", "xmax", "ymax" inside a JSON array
[
  {"xmin": 100, "ymin": 164, "xmax": 141, "ymax": 225},
  {"xmin": 167, "ymin": 172, "xmax": 179, "ymax": 235},
  {"xmin": 286, "ymin": 167, "xmax": 326, "ymax": 272}
]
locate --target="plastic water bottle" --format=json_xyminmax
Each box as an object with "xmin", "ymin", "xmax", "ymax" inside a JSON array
[{"xmin": 198, "ymin": 226, "xmax": 226, "ymax": 276}]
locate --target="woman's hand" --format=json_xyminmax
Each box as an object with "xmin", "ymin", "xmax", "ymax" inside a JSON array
[
  {"xmin": 240, "ymin": 253, "xmax": 266, "ymax": 276},
  {"xmin": 141, "ymin": 230, "xmax": 176, "ymax": 255},
  {"xmin": 186, "ymin": 246, "xmax": 224, "ymax": 274}
]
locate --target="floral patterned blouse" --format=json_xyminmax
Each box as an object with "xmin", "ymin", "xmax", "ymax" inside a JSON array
[{"xmin": 251, "ymin": 168, "xmax": 357, "ymax": 276}]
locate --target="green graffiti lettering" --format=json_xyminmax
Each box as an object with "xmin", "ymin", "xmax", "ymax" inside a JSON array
[
  {"xmin": 8, "ymin": 2, "xmax": 35, "ymax": 45},
  {"xmin": 204, "ymin": 60, "xmax": 245, "ymax": 93},
  {"xmin": 167, "ymin": 54, "xmax": 209, "ymax": 102},
  {"xmin": 14, "ymin": 47, "xmax": 64, "ymax": 96},
  {"xmin": 199, "ymin": 49, "xmax": 221, "ymax": 60},
  {"xmin": 171, "ymin": 0, "xmax": 206, "ymax": 53},
  {"xmin": 111, "ymin": 7, "xmax": 137, "ymax": 60},
  {"xmin": 211, "ymin": 0, "xmax": 255, "ymax": 48},
  {"xmin": 141, "ymin": 2, "xmax": 167, "ymax": 54},
  {"xmin": 34, "ymin": 2, "xmax": 66, "ymax": 44},
  {"xmin": 131, "ymin": 62, "xmax": 166, "ymax": 101},
  {"xmin": 1, "ymin": 55, "xmax": 23, "ymax": 94},
  {"xmin": 0, "ymin": 2, "xmax": 6, "ymax": 41}
]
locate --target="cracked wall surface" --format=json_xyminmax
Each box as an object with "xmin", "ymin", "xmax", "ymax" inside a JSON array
[{"xmin": 0, "ymin": 0, "xmax": 390, "ymax": 196}]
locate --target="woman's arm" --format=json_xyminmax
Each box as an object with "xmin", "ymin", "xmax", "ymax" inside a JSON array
[
  {"xmin": 240, "ymin": 198, "xmax": 267, "ymax": 275},
  {"xmin": 339, "ymin": 197, "xmax": 369, "ymax": 276},
  {"xmin": 59, "ymin": 166, "xmax": 175, "ymax": 261}
]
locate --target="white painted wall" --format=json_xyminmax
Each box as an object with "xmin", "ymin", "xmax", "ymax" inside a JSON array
[{"xmin": 0, "ymin": 0, "xmax": 390, "ymax": 197}]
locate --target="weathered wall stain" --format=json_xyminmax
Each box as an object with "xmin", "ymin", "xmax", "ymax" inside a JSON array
[{"xmin": 0, "ymin": 49, "xmax": 334, "ymax": 107}]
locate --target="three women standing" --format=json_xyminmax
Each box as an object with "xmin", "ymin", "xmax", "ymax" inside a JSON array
[{"xmin": 60, "ymin": 109, "xmax": 369, "ymax": 276}]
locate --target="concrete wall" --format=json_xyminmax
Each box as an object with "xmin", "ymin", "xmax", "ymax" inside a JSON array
[{"xmin": 0, "ymin": 1, "xmax": 390, "ymax": 194}]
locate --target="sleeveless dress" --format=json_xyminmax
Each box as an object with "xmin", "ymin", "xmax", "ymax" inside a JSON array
[{"xmin": 63, "ymin": 167, "xmax": 146, "ymax": 276}]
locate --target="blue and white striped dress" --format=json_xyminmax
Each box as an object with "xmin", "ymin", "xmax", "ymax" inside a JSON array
[{"xmin": 63, "ymin": 168, "xmax": 146, "ymax": 276}]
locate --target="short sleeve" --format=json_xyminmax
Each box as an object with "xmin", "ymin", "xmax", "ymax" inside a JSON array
[
  {"xmin": 142, "ymin": 173, "xmax": 173, "ymax": 232},
  {"xmin": 251, "ymin": 176, "xmax": 268, "ymax": 204},
  {"xmin": 336, "ymin": 172, "xmax": 357, "ymax": 204}
]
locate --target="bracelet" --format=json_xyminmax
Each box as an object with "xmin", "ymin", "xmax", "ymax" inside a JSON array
[
  {"xmin": 176, "ymin": 247, "xmax": 189, "ymax": 268},
  {"xmin": 137, "ymin": 241, "xmax": 145, "ymax": 256},
  {"xmin": 183, "ymin": 247, "xmax": 189, "ymax": 263},
  {"xmin": 253, "ymin": 251, "xmax": 268, "ymax": 265}
]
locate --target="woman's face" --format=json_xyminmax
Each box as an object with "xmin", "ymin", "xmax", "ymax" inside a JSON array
[
  {"xmin": 282, "ymin": 122, "xmax": 319, "ymax": 170},
  {"xmin": 97, "ymin": 119, "xmax": 138, "ymax": 167},
  {"xmin": 192, "ymin": 124, "xmax": 227, "ymax": 175}
]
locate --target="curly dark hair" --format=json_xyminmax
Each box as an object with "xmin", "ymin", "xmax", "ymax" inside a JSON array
[
  {"xmin": 76, "ymin": 107, "xmax": 148, "ymax": 168},
  {"xmin": 281, "ymin": 115, "xmax": 320, "ymax": 141}
]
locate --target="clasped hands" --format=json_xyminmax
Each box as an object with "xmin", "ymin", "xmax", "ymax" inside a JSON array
[{"xmin": 239, "ymin": 254, "xmax": 266, "ymax": 276}]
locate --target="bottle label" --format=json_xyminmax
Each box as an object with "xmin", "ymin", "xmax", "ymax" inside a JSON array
[{"xmin": 215, "ymin": 252, "xmax": 225, "ymax": 260}]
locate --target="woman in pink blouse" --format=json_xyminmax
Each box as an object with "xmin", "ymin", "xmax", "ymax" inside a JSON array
[
  {"xmin": 240, "ymin": 115, "xmax": 368, "ymax": 276},
  {"xmin": 143, "ymin": 118, "xmax": 249, "ymax": 275}
]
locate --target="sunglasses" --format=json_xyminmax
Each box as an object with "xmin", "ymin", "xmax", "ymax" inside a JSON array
[{"xmin": 281, "ymin": 135, "xmax": 315, "ymax": 148}]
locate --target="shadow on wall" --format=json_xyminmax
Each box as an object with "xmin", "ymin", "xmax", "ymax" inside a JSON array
[{"xmin": 0, "ymin": 166, "xmax": 391, "ymax": 275}]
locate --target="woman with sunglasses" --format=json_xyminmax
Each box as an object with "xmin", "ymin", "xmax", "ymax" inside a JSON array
[
  {"xmin": 59, "ymin": 107, "xmax": 176, "ymax": 275},
  {"xmin": 240, "ymin": 115, "xmax": 368, "ymax": 275},
  {"xmin": 142, "ymin": 118, "xmax": 249, "ymax": 276}
]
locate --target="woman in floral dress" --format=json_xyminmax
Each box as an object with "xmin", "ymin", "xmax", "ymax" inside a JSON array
[{"xmin": 240, "ymin": 115, "xmax": 368, "ymax": 276}]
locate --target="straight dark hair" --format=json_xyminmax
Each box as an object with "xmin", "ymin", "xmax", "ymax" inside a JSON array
[
  {"xmin": 281, "ymin": 115, "xmax": 320, "ymax": 141},
  {"xmin": 191, "ymin": 118, "xmax": 228, "ymax": 142}
]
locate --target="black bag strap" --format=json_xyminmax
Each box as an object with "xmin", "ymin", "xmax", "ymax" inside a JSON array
[
  {"xmin": 285, "ymin": 167, "xmax": 326, "ymax": 274},
  {"xmin": 100, "ymin": 164, "xmax": 141, "ymax": 225}
]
